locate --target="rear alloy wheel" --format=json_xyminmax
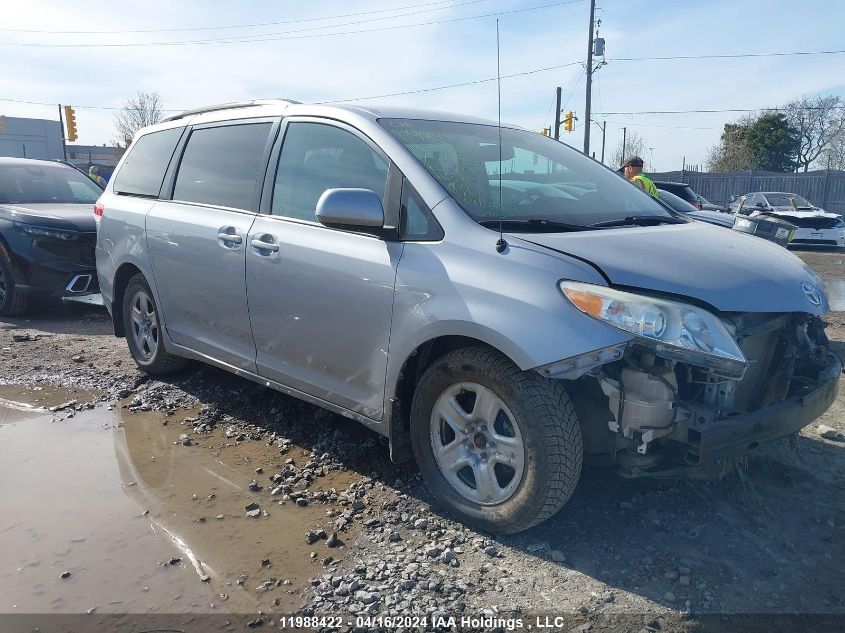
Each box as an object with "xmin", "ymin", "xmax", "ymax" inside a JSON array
[
  {"xmin": 122, "ymin": 274, "xmax": 187, "ymax": 374},
  {"xmin": 411, "ymin": 346, "xmax": 583, "ymax": 534},
  {"xmin": 129, "ymin": 288, "xmax": 160, "ymax": 361},
  {"xmin": 0, "ymin": 255, "xmax": 29, "ymax": 317}
]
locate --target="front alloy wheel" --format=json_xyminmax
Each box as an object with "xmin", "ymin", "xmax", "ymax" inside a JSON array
[
  {"xmin": 430, "ymin": 382, "xmax": 525, "ymax": 505},
  {"xmin": 411, "ymin": 346, "xmax": 583, "ymax": 534}
]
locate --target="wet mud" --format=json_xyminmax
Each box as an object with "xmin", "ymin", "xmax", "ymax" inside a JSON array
[{"xmin": 0, "ymin": 387, "xmax": 358, "ymax": 615}]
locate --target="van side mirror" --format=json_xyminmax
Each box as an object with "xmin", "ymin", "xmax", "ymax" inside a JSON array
[{"xmin": 316, "ymin": 188, "xmax": 385, "ymax": 234}]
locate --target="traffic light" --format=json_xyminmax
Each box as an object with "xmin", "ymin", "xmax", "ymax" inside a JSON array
[
  {"xmin": 541, "ymin": 127, "xmax": 550, "ymax": 136},
  {"xmin": 564, "ymin": 111, "xmax": 574, "ymax": 133},
  {"xmin": 64, "ymin": 105, "xmax": 78, "ymax": 142}
]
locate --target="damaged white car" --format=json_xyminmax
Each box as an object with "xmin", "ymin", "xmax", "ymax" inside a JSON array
[{"xmin": 737, "ymin": 192, "xmax": 845, "ymax": 248}]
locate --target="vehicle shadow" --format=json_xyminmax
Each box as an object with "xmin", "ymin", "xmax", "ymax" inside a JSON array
[
  {"xmin": 0, "ymin": 301, "xmax": 111, "ymax": 336},
  {"xmin": 142, "ymin": 362, "xmax": 845, "ymax": 618}
]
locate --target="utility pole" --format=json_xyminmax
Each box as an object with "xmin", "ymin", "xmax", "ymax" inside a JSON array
[
  {"xmin": 583, "ymin": 0, "xmax": 596, "ymax": 155},
  {"xmin": 621, "ymin": 126, "xmax": 627, "ymax": 162},
  {"xmin": 58, "ymin": 104, "xmax": 67, "ymax": 160},
  {"xmin": 553, "ymin": 86, "xmax": 562, "ymax": 140}
]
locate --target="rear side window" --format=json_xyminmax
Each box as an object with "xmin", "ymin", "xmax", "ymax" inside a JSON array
[
  {"xmin": 173, "ymin": 123, "xmax": 272, "ymax": 210},
  {"xmin": 113, "ymin": 127, "xmax": 183, "ymax": 197},
  {"xmin": 272, "ymin": 122, "xmax": 388, "ymax": 221}
]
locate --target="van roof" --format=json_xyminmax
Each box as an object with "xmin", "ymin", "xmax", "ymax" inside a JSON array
[{"xmin": 155, "ymin": 99, "xmax": 509, "ymax": 131}]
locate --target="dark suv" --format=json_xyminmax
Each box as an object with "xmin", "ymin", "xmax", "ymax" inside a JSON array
[
  {"xmin": 0, "ymin": 157, "xmax": 102, "ymax": 315},
  {"xmin": 653, "ymin": 181, "xmax": 700, "ymax": 209}
]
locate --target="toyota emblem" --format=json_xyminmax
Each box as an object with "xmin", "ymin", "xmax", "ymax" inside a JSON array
[{"xmin": 801, "ymin": 282, "xmax": 822, "ymax": 306}]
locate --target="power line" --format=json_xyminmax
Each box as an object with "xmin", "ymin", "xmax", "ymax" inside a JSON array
[
  {"xmin": 0, "ymin": 0, "xmax": 485, "ymax": 34},
  {"xmin": 0, "ymin": 61, "xmax": 586, "ymax": 112},
  {"xmin": 323, "ymin": 61, "xmax": 586, "ymax": 103},
  {"xmin": 0, "ymin": 1, "xmax": 586, "ymax": 48},
  {"xmin": 596, "ymin": 106, "xmax": 845, "ymax": 115},
  {"xmin": 611, "ymin": 49, "xmax": 845, "ymax": 62}
]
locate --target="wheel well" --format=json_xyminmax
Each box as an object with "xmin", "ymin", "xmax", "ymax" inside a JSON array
[
  {"xmin": 389, "ymin": 336, "xmax": 515, "ymax": 463},
  {"xmin": 111, "ymin": 263, "xmax": 143, "ymax": 337}
]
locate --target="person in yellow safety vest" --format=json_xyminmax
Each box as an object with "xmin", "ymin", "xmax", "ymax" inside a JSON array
[
  {"xmin": 619, "ymin": 155, "xmax": 658, "ymax": 198},
  {"xmin": 88, "ymin": 165, "xmax": 106, "ymax": 188}
]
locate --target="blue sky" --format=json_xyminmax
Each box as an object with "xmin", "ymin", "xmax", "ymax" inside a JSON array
[{"xmin": 1, "ymin": 0, "xmax": 843, "ymax": 171}]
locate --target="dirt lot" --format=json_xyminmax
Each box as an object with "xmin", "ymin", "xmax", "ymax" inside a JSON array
[{"xmin": 1, "ymin": 249, "xmax": 843, "ymax": 632}]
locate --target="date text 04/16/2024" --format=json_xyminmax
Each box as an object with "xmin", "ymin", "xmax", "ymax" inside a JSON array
[{"xmin": 277, "ymin": 615, "xmax": 530, "ymax": 630}]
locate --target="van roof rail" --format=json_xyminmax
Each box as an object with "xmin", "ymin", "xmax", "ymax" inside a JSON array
[{"xmin": 162, "ymin": 99, "xmax": 301, "ymax": 122}]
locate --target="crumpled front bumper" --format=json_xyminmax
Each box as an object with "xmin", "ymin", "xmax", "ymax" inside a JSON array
[{"xmin": 684, "ymin": 352, "xmax": 842, "ymax": 465}]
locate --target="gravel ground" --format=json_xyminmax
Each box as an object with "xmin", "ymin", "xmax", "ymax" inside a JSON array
[{"xmin": 1, "ymin": 249, "xmax": 843, "ymax": 631}]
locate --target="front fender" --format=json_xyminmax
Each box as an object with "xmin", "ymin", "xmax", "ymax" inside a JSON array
[{"xmin": 385, "ymin": 237, "xmax": 632, "ymax": 405}]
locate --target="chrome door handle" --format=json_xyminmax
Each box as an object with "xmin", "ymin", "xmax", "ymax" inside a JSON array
[
  {"xmin": 250, "ymin": 238, "xmax": 279, "ymax": 253},
  {"xmin": 217, "ymin": 232, "xmax": 243, "ymax": 244}
]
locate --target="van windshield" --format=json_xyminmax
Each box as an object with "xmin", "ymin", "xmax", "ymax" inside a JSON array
[{"xmin": 380, "ymin": 118, "xmax": 675, "ymax": 228}]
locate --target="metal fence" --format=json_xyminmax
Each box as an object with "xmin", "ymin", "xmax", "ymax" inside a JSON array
[{"xmin": 648, "ymin": 169, "xmax": 845, "ymax": 216}]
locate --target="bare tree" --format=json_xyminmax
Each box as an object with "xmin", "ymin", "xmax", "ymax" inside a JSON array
[
  {"xmin": 113, "ymin": 91, "xmax": 164, "ymax": 147},
  {"xmin": 822, "ymin": 133, "xmax": 845, "ymax": 170},
  {"xmin": 783, "ymin": 95, "xmax": 845, "ymax": 172},
  {"xmin": 611, "ymin": 130, "xmax": 648, "ymax": 169}
]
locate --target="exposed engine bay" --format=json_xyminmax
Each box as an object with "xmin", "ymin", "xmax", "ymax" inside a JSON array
[{"xmin": 550, "ymin": 313, "xmax": 842, "ymax": 477}]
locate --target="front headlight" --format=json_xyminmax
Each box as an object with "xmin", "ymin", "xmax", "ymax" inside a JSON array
[
  {"xmin": 13, "ymin": 222, "xmax": 77, "ymax": 241},
  {"xmin": 560, "ymin": 281, "xmax": 747, "ymax": 376}
]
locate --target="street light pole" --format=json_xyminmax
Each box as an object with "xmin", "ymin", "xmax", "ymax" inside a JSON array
[
  {"xmin": 600, "ymin": 121, "xmax": 606, "ymax": 164},
  {"xmin": 553, "ymin": 86, "xmax": 562, "ymax": 140}
]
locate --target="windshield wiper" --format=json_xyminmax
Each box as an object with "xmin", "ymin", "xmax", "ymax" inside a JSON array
[
  {"xmin": 588, "ymin": 215, "xmax": 687, "ymax": 228},
  {"xmin": 479, "ymin": 218, "xmax": 588, "ymax": 233}
]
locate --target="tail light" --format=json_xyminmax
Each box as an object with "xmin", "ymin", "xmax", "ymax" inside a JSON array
[{"xmin": 94, "ymin": 202, "xmax": 104, "ymax": 221}]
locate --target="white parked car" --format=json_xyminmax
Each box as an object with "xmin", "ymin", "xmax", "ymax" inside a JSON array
[{"xmin": 735, "ymin": 192, "xmax": 845, "ymax": 248}]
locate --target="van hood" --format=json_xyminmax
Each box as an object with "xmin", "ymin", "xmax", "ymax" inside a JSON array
[
  {"xmin": 0, "ymin": 203, "xmax": 96, "ymax": 232},
  {"xmin": 516, "ymin": 222, "xmax": 828, "ymax": 314},
  {"xmin": 686, "ymin": 209, "xmax": 734, "ymax": 228}
]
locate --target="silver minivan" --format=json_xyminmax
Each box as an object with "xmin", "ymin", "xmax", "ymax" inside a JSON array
[{"xmin": 96, "ymin": 100, "xmax": 840, "ymax": 533}]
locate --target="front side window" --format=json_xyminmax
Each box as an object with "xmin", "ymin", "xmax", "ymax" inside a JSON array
[
  {"xmin": 173, "ymin": 123, "xmax": 272, "ymax": 210},
  {"xmin": 113, "ymin": 127, "xmax": 183, "ymax": 197},
  {"xmin": 272, "ymin": 122, "xmax": 388, "ymax": 221},
  {"xmin": 400, "ymin": 180, "xmax": 442, "ymax": 240},
  {"xmin": 380, "ymin": 118, "xmax": 674, "ymax": 229},
  {"xmin": 0, "ymin": 163, "xmax": 103, "ymax": 204}
]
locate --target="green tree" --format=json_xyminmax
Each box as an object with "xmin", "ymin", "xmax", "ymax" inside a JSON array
[
  {"xmin": 707, "ymin": 112, "xmax": 798, "ymax": 172},
  {"xmin": 745, "ymin": 113, "xmax": 799, "ymax": 172}
]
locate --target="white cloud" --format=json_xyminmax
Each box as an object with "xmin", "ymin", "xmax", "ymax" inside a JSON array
[{"xmin": 0, "ymin": 0, "xmax": 843, "ymax": 170}]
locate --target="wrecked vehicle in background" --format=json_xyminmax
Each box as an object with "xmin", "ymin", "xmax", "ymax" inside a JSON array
[
  {"xmin": 735, "ymin": 191, "xmax": 845, "ymax": 248},
  {"xmin": 95, "ymin": 101, "xmax": 842, "ymax": 534}
]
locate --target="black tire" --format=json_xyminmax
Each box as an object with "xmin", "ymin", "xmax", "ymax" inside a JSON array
[
  {"xmin": 122, "ymin": 274, "xmax": 188, "ymax": 374},
  {"xmin": 410, "ymin": 346, "xmax": 583, "ymax": 534},
  {"xmin": 0, "ymin": 254, "xmax": 30, "ymax": 317}
]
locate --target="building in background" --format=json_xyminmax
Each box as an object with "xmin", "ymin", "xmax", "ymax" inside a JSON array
[
  {"xmin": 0, "ymin": 115, "xmax": 64, "ymax": 160},
  {"xmin": 0, "ymin": 114, "xmax": 125, "ymax": 180},
  {"xmin": 66, "ymin": 145, "xmax": 125, "ymax": 180}
]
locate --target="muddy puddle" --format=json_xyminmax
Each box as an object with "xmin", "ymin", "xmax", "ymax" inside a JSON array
[
  {"xmin": 0, "ymin": 383, "xmax": 98, "ymax": 421},
  {"xmin": 0, "ymin": 386, "xmax": 360, "ymax": 615}
]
